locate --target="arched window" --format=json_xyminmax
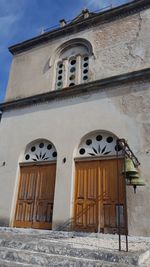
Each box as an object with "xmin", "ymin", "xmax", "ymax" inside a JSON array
[
  {"xmin": 24, "ymin": 139, "xmax": 57, "ymax": 162},
  {"xmin": 77, "ymin": 131, "xmax": 123, "ymax": 158},
  {"xmin": 55, "ymin": 38, "xmax": 93, "ymax": 90}
]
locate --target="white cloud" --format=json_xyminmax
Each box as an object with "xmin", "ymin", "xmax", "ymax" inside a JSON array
[{"xmin": 0, "ymin": 0, "xmax": 31, "ymax": 46}]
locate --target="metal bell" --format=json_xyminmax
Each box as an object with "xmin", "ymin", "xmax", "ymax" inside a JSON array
[
  {"xmin": 127, "ymin": 172, "xmax": 140, "ymax": 181},
  {"xmin": 126, "ymin": 177, "xmax": 145, "ymax": 193},
  {"xmin": 122, "ymin": 158, "xmax": 138, "ymax": 178}
]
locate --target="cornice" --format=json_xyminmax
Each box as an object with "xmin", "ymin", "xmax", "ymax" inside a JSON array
[
  {"xmin": 0, "ymin": 68, "xmax": 150, "ymax": 112},
  {"xmin": 9, "ymin": 0, "xmax": 150, "ymax": 55}
]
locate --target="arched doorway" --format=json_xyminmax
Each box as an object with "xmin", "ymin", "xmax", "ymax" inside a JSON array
[
  {"xmin": 74, "ymin": 131, "xmax": 126, "ymax": 234},
  {"xmin": 13, "ymin": 139, "xmax": 57, "ymax": 230}
]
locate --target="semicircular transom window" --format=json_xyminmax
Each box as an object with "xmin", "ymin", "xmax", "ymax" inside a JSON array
[
  {"xmin": 24, "ymin": 140, "xmax": 57, "ymax": 162},
  {"xmin": 77, "ymin": 132, "xmax": 123, "ymax": 158}
]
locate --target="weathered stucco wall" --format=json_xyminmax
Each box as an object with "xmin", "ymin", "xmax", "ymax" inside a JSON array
[
  {"xmin": 0, "ymin": 80, "xmax": 150, "ymax": 236},
  {"xmin": 5, "ymin": 9, "xmax": 150, "ymax": 101}
]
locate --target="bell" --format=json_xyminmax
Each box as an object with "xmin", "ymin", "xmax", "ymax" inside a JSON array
[
  {"xmin": 126, "ymin": 177, "xmax": 145, "ymax": 193},
  {"xmin": 122, "ymin": 158, "xmax": 138, "ymax": 178},
  {"xmin": 127, "ymin": 172, "xmax": 140, "ymax": 181}
]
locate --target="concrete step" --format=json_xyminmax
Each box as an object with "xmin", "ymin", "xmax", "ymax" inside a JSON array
[
  {"xmin": 141, "ymin": 254, "xmax": 150, "ymax": 267},
  {"xmin": 0, "ymin": 237, "xmax": 145, "ymax": 266},
  {"xmin": 0, "ymin": 259, "xmax": 37, "ymax": 267},
  {"xmin": 0, "ymin": 247, "xmax": 136, "ymax": 267},
  {"xmin": 0, "ymin": 260, "xmax": 135, "ymax": 267},
  {"xmin": 0, "ymin": 228, "xmax": 149, "ymax": 267},
  {"xmin": 0, "ymin": 227, "xmax": 74, "ymax": 239}
]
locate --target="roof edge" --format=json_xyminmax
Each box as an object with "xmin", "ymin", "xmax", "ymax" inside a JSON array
[{"xmin": 9, "ymin": 0, "xmax": 150, "ymax": 55}]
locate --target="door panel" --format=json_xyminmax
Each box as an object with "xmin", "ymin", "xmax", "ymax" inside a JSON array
[
  {"xmin": 32, "ymin": 164, "xmax": 56, "ymax": 229},
  {"xmin": 76, "ymin": 203, "xmax": 85, "ymax": 226},
  {"xmin": 74, "ymin": 161, "xmax": 98, "ymax": 232},
  {"xmin": 14, "ymin": 164, "xmax": 56, "ymax": 230},
  {"xmin": 14, "ymin": 202, "xmax": 34, "ymax": 228},
  {"xmin": 86, "ymin": 203, "xmax": 97, "ymax": 226},
  {"xmin": 100, "ymin": 159, "xmax": 124, "ymax": 233},
  {"xmin": 74, "ymin": 159, "xmax": 126, "ymax": 234},
  {"xmin": 14, "ymin": 166, "xmax": 37, "ymax": 228}
]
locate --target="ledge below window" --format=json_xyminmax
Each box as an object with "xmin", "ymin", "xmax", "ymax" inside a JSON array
[{"xmin": 0, "ymin": 68, "xmax": 150, "ymax": 111}]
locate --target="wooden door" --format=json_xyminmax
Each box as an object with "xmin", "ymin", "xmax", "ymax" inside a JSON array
[
  {"xmin": 14, "ymin": 164, "xmax": 56, "ymax": 230},
  {"xmin": 74, "ymin": 159, "xmax": 126, "ymax": 233},
  {"xmin": 74, "ymin": 161, "xmax": 98, "ymax": 232},
  {"xmin": 99, "ymin": 159, "xmax": 125, "ymax": 234},
  {"xmin": 32, "ymin": 164, "xmax": 56, "ymax": 229}
]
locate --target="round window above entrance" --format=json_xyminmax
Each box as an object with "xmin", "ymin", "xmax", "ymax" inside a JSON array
[
  {"xmin": 24, "ymin": 140, "xmax": 57, "ymax": 162},
  {"xmin": 77, "ymin": 132, "xmax": 123, "ymax": 158}
]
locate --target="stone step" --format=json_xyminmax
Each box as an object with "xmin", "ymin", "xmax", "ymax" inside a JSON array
[
  {"xmin": 0, "ymin": 247, "xmax": 135, "ymax": 267},
  {"xmin": 0, "ymin": 228, "xmax": 149, "ymax": 267},
  {"xmin": 0, "ymin": 228, "xmax": 74, "ymax": 239},
  {"xmin": 0, "ymin": 237, "xmax": 144, "ymax": 266},
  {"xmin": 0, "ymin": 259, "xmax": 37, "ymax": 267},
  {"xmin": 0, "ymin": 260, "xmax": 135, "ymax": 267},
  {"xmin": 0, "ymin": 227, "xmax": 149, "ymax": 245}
]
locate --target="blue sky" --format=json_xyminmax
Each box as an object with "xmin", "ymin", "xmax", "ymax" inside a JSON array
[{"xmin": 0, "ymin": 0, "xmax": 131, "ymax": 103}]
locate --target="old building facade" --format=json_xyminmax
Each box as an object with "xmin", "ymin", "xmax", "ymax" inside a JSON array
[{"xmin": 0, "ymin": 0, "xmax": 150, "ymax": 236}]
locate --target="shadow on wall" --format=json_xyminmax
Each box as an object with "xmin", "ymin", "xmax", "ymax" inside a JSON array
[{"xmin": 0, "ymin": 217, "xmax": 10, "ymax": 227}]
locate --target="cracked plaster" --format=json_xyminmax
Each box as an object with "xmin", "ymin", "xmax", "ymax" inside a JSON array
[
  {"xmin": 0, "ymin": 6, "xmax": 150, "ymax": 236},
  {"xmin": 5, "ymin": 9, "xmax": 150, "ymax": 101}
]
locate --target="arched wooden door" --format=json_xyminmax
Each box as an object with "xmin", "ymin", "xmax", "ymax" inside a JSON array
[
  {"xmin": 13, "ymin": 163, "xmax": 56, "ymax": 230},
  {"xmin": 74, "ymin": 158, "xmax": 126, "ymax": 234}
]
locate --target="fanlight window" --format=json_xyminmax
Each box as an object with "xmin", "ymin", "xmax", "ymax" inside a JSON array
[
  {"xmin": 77, "ymin": 132, "xmax": 123, "ymax": 158},
  {"xmin": 55, "ymin": 40, "xmax": 91, "ymax": 90},
  {"xmin": 24, "ymin": 140, "xmax": 57, "ymax": 162}
]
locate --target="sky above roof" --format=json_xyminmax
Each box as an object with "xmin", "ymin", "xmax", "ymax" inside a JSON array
[{"xmin": 0, "ymin": 0, "xmax": 131, "ymax": 103}]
